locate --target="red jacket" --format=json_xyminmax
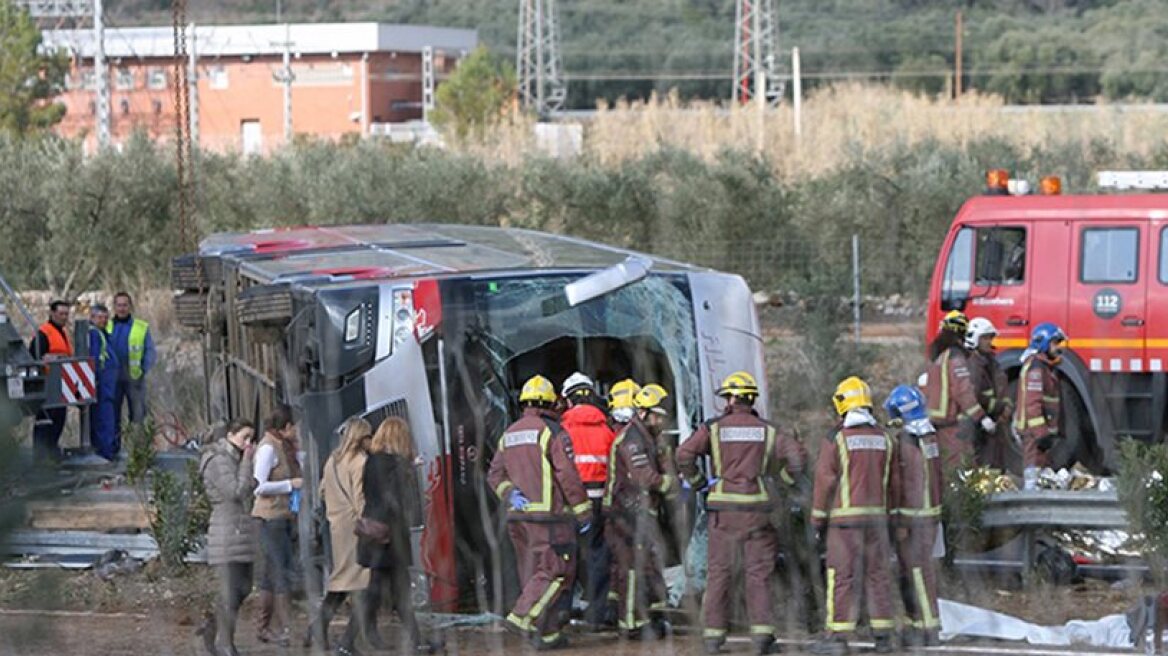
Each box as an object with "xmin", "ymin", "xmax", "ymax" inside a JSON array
[
  {"xmin": 560, "ymin": 403, "xmax": 616, "ymax": 495},
  {"xmin": 1014, "ymin": 355, "xmax": 1060, "ymax": 440},
  {"xmin": 924, "ymin": 346, "xmax": 986, "ymax": 427},
  {"xmin": 677, "ymin": 403, "xmax": 805, "ymax": 512},
  {"xmin": 487, "ymin": 408, "xmax": 591, "ymax": 523},
  {"xmin": 812, "ymin": 419, "xmax": 900, "ymax": 527}
]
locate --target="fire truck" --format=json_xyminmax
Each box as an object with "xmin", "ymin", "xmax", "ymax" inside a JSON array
[
  {"xmin": 172, "ymin": 223, "xmax": 766, "ymax": 612},
  {"xmin": 927, "ymin": 171, "xmax": 1168, "ymax": 474}
]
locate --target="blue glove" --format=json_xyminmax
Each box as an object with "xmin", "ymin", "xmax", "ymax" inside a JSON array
[
  {"xmin": 578, "ymin": 520, "xmax": 592, "ymax": 535},
  {"xmin": 509, "ymin": 490, "xmax": 529, "ymax": 512},
  {"xmin": 707, "ymin": 477, "xmax": 719, "ymax": 490},
  {"xmin": 681, "ymin": 479, "xmax": 692, "ymax": 491}
]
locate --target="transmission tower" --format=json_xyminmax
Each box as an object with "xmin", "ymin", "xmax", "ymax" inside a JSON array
[
  {"xmin": 732, "ymin": 0, "xmax": 784, "ymax": 106},
  {"xmin": 516, "ymin": 0, "xmax": 566, "ymax": 116}
]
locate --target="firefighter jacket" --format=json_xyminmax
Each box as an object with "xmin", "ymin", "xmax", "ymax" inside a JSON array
[
  {"xmin": 924, "ymin": 346, "xmax": 986, "ymax": 427},
  {"xmin": 603, "ymin": 416, "xmax": 678, "ymax": 518},
  {"xmin": 677, "ymin": 403, "xmax": 806, "ymax": 512},
  {"xmin": 488, "ymin": 408, "xmax": 591, "ymax": 523},
  {"xmin": 811, "ymin": 411, "xmax": 900, "ymax": 527},
  {"xmin": 560, "ymin": 402, "xmax": 616, "ymax": 498},
  {"xmin": 893, "ymin": 423, "xmax": 942, "ymax": 524},
  {"xmin": 1014, "ymin": 355, "xmax": 1060, "ymax": 439},
  {"xmin": 968, "ymin": 350, "xmax": 1013, "ymax": 421}
]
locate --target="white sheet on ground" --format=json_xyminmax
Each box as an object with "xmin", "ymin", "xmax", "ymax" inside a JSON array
[{"xmin": 939, "ymin": 599, "xmax": 1133, "ymax": 648}]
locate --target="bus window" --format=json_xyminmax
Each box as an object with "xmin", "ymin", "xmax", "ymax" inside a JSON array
[
  {"xmin": 1081, "ymin": 227, "xmax": 1139, "ymax": 284},
  {"xmin": 976, "ymin": 227, "xmax": 1026, "ymax": 285},
  {"xmin": 941, "ymin": 227, "xmax": 973, "ymax": 310}
]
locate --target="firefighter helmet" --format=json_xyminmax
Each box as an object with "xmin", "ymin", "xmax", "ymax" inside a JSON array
[
  {"xmin": 832, "ymin": 376, "xmax": 873, "ymax": 416},
  {"xmin": 1029, "ymin": 322, "xmax": 1067, "ymax": 356},
  {"xmin": 608, "ymin": 378, "xmax": 641, "ymax": 410},
  {"xmin": 883, "ymin": 385, "xmax": 928, "ymax": 424},
  {"xmin": 561, "ymin": 371, "xmax": 596, "ymax": 399},
  {"xmin": 633, "ymin": 383, "xmax": 670, "ymax": 415},
  {"xmin": 519, "ymin": 375, "xmax": 557, "ymax": 405},
  {"xmin": 940, "ymin": 310, "xmax": 969, "ymax": 335},
  {"xmin": 964, "ymin": 317, "xmax": 999, "ymax": 350},
  {"xmin": 716, "ymin": 371, "xmax": 759, "ymax": 400}
]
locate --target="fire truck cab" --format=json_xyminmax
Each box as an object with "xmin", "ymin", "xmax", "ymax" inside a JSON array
[
  {"xmin": 928, "ymin": 175, "xmax": 1168, "ymax": 473},
  {"xmin": 173, "ymin": 223, "xmax": 766, "ymax": 613}
]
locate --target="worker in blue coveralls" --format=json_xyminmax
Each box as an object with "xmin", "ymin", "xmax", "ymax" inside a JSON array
[{"xmin": 88, "ymin": 304, "xmax": 120, "ymax": 461}]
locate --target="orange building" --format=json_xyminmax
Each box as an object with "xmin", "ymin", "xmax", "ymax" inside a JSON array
[{"xmin": 43, "ymin": 22, "xmax": 477, "ymax": 153}]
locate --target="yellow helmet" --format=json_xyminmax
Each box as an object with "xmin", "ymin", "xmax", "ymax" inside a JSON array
[
  {"xmin": 633, "ymin": 383, "xmax": 669, "ymax": 415},
  {"xmin": 832, "ymin": 376, "xmax": 873, "ymax": 416},
  {"xmin": 608, "ymin": 378, "xmax": 641, "ymax": 410},
  {"xmin": 519, "ymin": 375, "xmax": 557, "ymax": 405},
  {"xmin": 717, "ymin": 371, "xmax": 759, "ymax": 399},
  {"xmin": 940, "ymin": 310, "xmax": 969, "ymax": 335}
]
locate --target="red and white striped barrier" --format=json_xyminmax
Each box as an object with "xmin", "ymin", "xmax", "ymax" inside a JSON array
[{"xmin": 58, "ymin": 359, "xmax": 96, "ymax": 404}]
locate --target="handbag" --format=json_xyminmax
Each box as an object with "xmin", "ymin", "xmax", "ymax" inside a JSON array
[{"xmin": 355, "ymin": 517, "xmax": 391, "ymax": 544}]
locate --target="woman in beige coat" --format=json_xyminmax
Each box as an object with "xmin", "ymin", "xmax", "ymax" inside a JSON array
[{"xmin": 309, "ymin": 417, "xmax": 374, "ymax": 655}]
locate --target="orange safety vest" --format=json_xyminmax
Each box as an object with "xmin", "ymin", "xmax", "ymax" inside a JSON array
[{"xmin": 38, "ymin": 321, "xmax": 73, "ymax": 357}]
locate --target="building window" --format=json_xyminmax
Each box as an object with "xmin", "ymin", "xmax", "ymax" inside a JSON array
[
  {"xmin": 1081, "ymin": 227, "xmax": 1139, "ymax": 284},
  {"xmin": 115, "ymin": 68, "xmax": 134, "ymax": 90},
  {"xmin": 82, "ymin": 71, "xmax": 96, "ymax": 90},
  {"xmin": 88, "ymin": 101, "xmax": 96, "ymax": 115},
  {"xmin": 147, "ymin": 68, "xmax": 167, "ymax": 90},
  {"xmin": 152, "ymin": 100, "xmax": 163, "ymax": 115},
  {"xmin": 120, "ymin": 99, "xmax": 130, "ymax": 115},
  {"xmin": 210, "ymin": 66, "xmax": 229, "ymax": 90}
]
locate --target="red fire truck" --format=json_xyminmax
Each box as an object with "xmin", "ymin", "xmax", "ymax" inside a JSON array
[{"xmin": 927, "ymin": 171, "xmax": 1168, "ymax": 474}]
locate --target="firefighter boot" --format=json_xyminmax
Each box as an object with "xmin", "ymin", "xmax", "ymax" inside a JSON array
[
  {"xmin": 752, "ymin": 635, "xmax": 782, "ymax": 654},
  {"xmin": 807, "ymin": 636, "xmax": 849, "ymax": 656},
  {"xmin": 254, "ymin": 590, "xmax": 274, "ymax": 643},
  {"xmin": 703, "ymin": 637, "xmax": 725, "ymax": 655},
  {"xmin": 873, "ymin": 632, "xmax": 895, "ymax": 654}
]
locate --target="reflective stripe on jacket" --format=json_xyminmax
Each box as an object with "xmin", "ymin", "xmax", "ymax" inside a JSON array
[
  {"xmin": 560, "ymin": 403, "xmax": 616, "ymax": 490},
  {"xmin": 811, "ymin": 423, "xmax": 899, "ymax": 526},
  {"xmin": 924, "ymin": 347, "xmax": 986, "ymax": 426},
  {"xmin": 106, "ymin": 317, "xmax": 149, "ymax": 380},
  {"xmin": 36, "ymin": 321, "xmax": 73, "ymax": 357},
  {"xmin": 677, "ymin": 403, "xmax": 805, "ymax": 512},
  {"xmin": 602, "ymin": 417, "xmax": 677, "ymax": 516},
  {"xmin": 1014, "ymin": 356, "xmax": 1060, "ymax": 438},
  {"xmin": 487, "ymin": 408, "xmax": 591, "ymax": 523},
  {"xmin": 894, "ymin": 429, "xmax": 942, "ymax": 522}
]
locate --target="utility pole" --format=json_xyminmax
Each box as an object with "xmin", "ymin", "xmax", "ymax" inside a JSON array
[
  {"xmin": 954, "ymin": 10, "xmax": 963, "ymax": 98},
  {"xmin": 516, "ymin": 0, "xmax": 566, "ymax": 117},
  {"xmin": 94, "ymin": 0, "xmax": 110, "ymax": 148},
  {"xmin": 273, "ymin": 24, "xmax": 295, "ymax": 144},
  {"xmin": 732, "ymin": 0, "xmax": 783, "ymax": 106},
  {"xmin": 792, "ymin": 46, "xmax": 802, "ymax": 140}
]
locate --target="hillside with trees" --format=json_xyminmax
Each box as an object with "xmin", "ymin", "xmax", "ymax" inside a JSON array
[{"xmin": 101, "ymin": 0, "xmax": 1168, "ymax": 106}]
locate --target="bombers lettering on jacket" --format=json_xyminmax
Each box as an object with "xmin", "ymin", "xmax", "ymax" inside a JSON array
[
  {"xmin": 488, "ymin": 407, "xmax": 591, "ymax": 523},
  {"xmin": 812, "ymin": 419, "xmax": 901, "ymax": 527}
]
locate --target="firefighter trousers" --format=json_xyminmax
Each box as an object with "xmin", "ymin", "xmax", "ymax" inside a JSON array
[
  {"xmin": 936, "ymin": 423, "xmax": 974, "ymax": 472},
  {"xmin": 895, "ymin": 521, "xmax": 940, "ymax": 632},
  {"xmin": 703, "ymin": 509, "xmax": 778, "ymax": 642},
  {"xmin": 606, "ymin": 511, "xmax": 668, "ymax": 633},
  {"xmin": 824, "ymin": 523, "xmax": 895, "ymax": 637},
  {"xmin": 1022, "ymin": 432, "xmax": 1053, "ymax": 469},
  {"xmin": 505, "ymin": 520, "xmax": 577, "ymax": 643}
]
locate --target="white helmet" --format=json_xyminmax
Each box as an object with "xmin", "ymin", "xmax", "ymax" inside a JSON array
[
  {"xmin": 964, "ymin": 317, "xmax": 999, "ymax": 350},
  {"xmin": 561, "ymin": 372, "xmax": 595, "ymax": 398}
]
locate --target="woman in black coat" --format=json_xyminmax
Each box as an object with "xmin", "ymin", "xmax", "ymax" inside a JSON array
[{"xmin": 359, "ymin": 416, "xmax": 427, "ymax": 653}]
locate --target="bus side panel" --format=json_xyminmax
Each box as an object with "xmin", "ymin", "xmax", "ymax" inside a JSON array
[{"xmin": 687, "ymin": 272, "xmax": 768, "ymax": 424}]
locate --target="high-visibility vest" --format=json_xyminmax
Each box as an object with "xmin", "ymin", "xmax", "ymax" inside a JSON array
[
  {"xmin": 37, "ymin": 321, "xmax": 73, "ymax": 357},
  {"xmin": 107, "ymin": 318, "xmax": 149, "ymax": 380},
  {"xmin": 90, "ymin": 326, "xmax": 110, "ymax": 367}
]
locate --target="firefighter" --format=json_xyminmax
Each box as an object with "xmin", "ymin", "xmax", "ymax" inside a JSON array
[
  {"xmin": 809, "ymin": 376, "xmax": 900, "ymax": 656},
  {"xmin": 559, "ymin": 372, "xmax": 617, "ymax": 627},
  {"xmin": 487, "ymin": 374, "xmax": 592, "ymax": 650},
  {"xmin": 924, "ymin": 310, "xmax": 994, "ymax": 471},
  {"xmin": 964, "ymin": 317, "xmax": 1014, "ymax": 470},
  {"xmin": 608, "ymin": 378, "xmax": 641, "ymax": 430},
  {"xmin": 677, "ymin": 371, "xmax": 806, "ymax": 656},
  {"xmin": 603, "ymin": 383, "xmax": 677, "ymax": 640},
  {"xmin": 883, "ymin": 385, "xmax": 943, "ymax": 648},
  {"xmin": 1014, "ymin": 322, "xmax": 1067, "ymax": 487}
]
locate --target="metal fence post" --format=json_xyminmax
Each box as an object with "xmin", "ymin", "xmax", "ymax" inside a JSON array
[{"xmin": 852, "ymin": 234, "xmax": 861, "ymax": 346}]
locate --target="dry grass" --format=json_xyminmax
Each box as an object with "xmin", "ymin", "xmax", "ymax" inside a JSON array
[{"xmin": 467, "ymin": 84, "xmax": 1168, "ymax": 178}]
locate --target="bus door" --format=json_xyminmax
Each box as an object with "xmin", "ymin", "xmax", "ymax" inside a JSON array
[{"xmin": 1068, "ymin": 223, "xmax": 1147, "ymax": 374}]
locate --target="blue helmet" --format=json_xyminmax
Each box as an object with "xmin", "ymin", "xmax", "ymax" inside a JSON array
[
  {"xmin": 883, "ymin": 385, "xmax": 928, "ymax": 424},
  {"xmin": 1029, "ymin": 322, "xmax": 1067, "ymax": 355}
]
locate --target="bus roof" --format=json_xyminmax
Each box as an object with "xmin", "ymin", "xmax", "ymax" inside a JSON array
[
  {"xmin": 199, "ymin": 223, "xmax": 702, "ymax": 285},
  {"xmin": 955, "ymin": 193, "xmax": 1168, "ymax": 224}
]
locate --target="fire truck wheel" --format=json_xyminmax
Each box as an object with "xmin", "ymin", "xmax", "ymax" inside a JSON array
[{"xmin": 237, "ymin": 286, "xmax": 293, "ymax": 326}]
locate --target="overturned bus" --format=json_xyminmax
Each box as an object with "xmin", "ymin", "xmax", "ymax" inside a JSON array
[{"xmin": 172, "ymin": 223, "xmax": 766, "ymax": 612}]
